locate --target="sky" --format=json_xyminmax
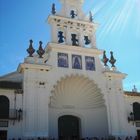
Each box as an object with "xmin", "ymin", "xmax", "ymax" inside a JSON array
[{"xmin": 0, "ymin": 0, "xmax": 140, "ymax": 92}]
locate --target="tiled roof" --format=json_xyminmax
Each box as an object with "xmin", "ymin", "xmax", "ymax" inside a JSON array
[
  {"xmin": 124, "ymin": 91, "xmax": 140, "ymax": 97},
  {"xmin": 0, "ymin": 81, "xmax": 22, "ymax": 90}
]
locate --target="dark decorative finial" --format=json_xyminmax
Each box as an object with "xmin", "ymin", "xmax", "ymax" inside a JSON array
[
  {"xmin": 89, "ymin": 11, "xmax": 93, "ymax": 22},
  {"xmin": 101, "ymin": 51, "xmax": 109, "ymax": 66},
  {"xmin": 27, "ymin": 39, "xmax": 35, "ymax": 57},
  {"xmin": 109, "ymin": 51, "xmax": 116, "ymax": 67},
  {"xmin": 52, "ymin": 3, "xmax": 56, "ymax": 15},
  {"xmin": 132, "ymin": 85, "xmax": 137, "ymax": 92},
  {"xmin": 37, "ymin": 41, "xmax": 45, "ymax": 58}
]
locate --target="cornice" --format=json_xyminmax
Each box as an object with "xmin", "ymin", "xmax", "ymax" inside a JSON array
[
  {"xmin": 124, "ymin": 91, "xmax": 140, "ymax": 97},
  {"xmin": 103, "ymin": 70, "xmax": 127, "ymax": 79},
  {"xmin": 60, "ymin": 0, "xmax": 84, "ymax": 5},
  {"xmin": 46, "ymin": 42, "xmax": 103, "ymax": 55},
  {"xmin": 47, "ymin": 15, "xmax": 98, "ymax": 32},
  {"xmin": 17, "ymin": 63, "xmax": 52, "ymax": 73}
]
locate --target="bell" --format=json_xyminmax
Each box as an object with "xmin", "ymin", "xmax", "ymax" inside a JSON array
[{"xmin": 84, "ymin": 36, "xmax": 91, "ymax": 45}]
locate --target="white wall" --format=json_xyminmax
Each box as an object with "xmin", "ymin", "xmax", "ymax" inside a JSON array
[{"xmin": 0, "ymin": 89, "xmax": 23, "ymax": 139}]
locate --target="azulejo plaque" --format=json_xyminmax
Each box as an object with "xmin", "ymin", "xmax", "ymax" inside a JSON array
[
  {"xmin": 72, "ymin": 54, "xmax": 82, "ymax": 69},
  {"xmin": 85, "ymin": 56, "xmax": 95, "ymax": 71},
  {"xmin": 58, "ymin": 53, "xmax": 69, "ymax": 68}
]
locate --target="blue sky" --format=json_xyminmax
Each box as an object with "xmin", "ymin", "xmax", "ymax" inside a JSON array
[{"xmin": 0, "ymin": 0, "xmax": 140, "ymax": 91}]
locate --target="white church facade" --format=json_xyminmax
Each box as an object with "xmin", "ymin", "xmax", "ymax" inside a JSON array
[{"xmin": 0, "ymin": 0, "xmax": 140, "ymax": 140}]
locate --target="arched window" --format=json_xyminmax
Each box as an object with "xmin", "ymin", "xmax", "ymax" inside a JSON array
[
  {"xmin": 133, "ymin": 102, "xmax": 140, "ymax": 121},
  {"xmin": 84, "ymin": 35, "xmax": 91, "ymax": 48},
  {"xmin": 58, "ymin": 30, "xmax": 65, "ymax": 44},
  {"xmin": 0, "ymin": 96, "xmax": 9, "ymax": 119},
  {"xmin": 71, "ymin": 33, "xmax": 79, "ymax": 46},
  {"xmin": 57, "ymin": 27, "xmax": 66, "ymax": 44},
  {"xmin": 70, "ymin": 7, "xmax": 78, "ymax": 19}
]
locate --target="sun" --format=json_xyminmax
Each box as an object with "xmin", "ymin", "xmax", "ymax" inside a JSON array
[{"xmin": 88, "ymin": 0, "xmax": 140, "ymax": 40}]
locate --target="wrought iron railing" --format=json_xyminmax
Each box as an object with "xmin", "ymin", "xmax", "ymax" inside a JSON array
[
  {"xmin": 0, "ymin": 109, "xmax": 23, "ymax": 121},
  {"xmin": 9, "ymin": 109, "xmax": 17, "ymax": 120},
  {"xmin": 9, "ymin": 109, "xmax": 23, "ymax": 121}
]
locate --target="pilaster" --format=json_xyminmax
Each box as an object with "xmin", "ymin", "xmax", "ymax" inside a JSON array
[
  {"xmin": 18, "ymin": 63, "xmax": 51, "ymax": 138},
  {"xmin": 103, "ymin": 70, "xmax": 128, "ymax": 137}
]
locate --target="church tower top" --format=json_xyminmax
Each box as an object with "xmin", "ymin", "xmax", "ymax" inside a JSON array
[
  {"xmin": 58, "ymin": 0, "xmax": 85, "ymax": 20},
  {"xmin": 59, "ymin": 0, "xmax": 84, "ymax": 5},
  {"xmin": 48, "ymin": 0, "xmax": 97, "ymax": 49}
]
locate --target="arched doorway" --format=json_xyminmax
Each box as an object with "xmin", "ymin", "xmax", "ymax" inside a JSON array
[{"xmin": 58, "ymin": 115, "xmax": 80, "ymax": 140}]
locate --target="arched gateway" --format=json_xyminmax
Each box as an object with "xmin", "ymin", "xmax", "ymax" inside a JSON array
[
  {"xmin": 49, "ymin": 75, "xmax": 108, "ymax": 138},
  {"xmin": 58, "ymin": 115, "xmax": 80, "ymax": 140}
]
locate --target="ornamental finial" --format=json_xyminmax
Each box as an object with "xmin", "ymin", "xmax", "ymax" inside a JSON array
[
  {"xmin": 27, "ymin": 39, "xmax": 35, "ymax": 57},
  {"xmin": 89, "ymin": 11, "xmax": 93, "ymax": 22},
  {"xmin": 37, "ymin": 41, "xmax": 45, "ymax": 58},
  {"xmin": 101, "ymin": 51, "xmax": 109, "ymax": 66},
  {"xmin": 52, "ymin": 3, "xmax": 56, "ymax": 15},
  {"xmin": 132, "ymin": 85, "xmax": 137, "ymax": 92},
  {"xmin": 109, "ymin": 51, "xmax": 116, "ymax": 67}
]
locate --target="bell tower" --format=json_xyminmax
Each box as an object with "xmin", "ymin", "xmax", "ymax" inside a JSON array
[
  {"xmin": 48, "ymin": 0, "xmax": 97, "ymax": 48},
  {"xmin": 47, "ymin": 0, "xmax": 129, "ymax": 138}
]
